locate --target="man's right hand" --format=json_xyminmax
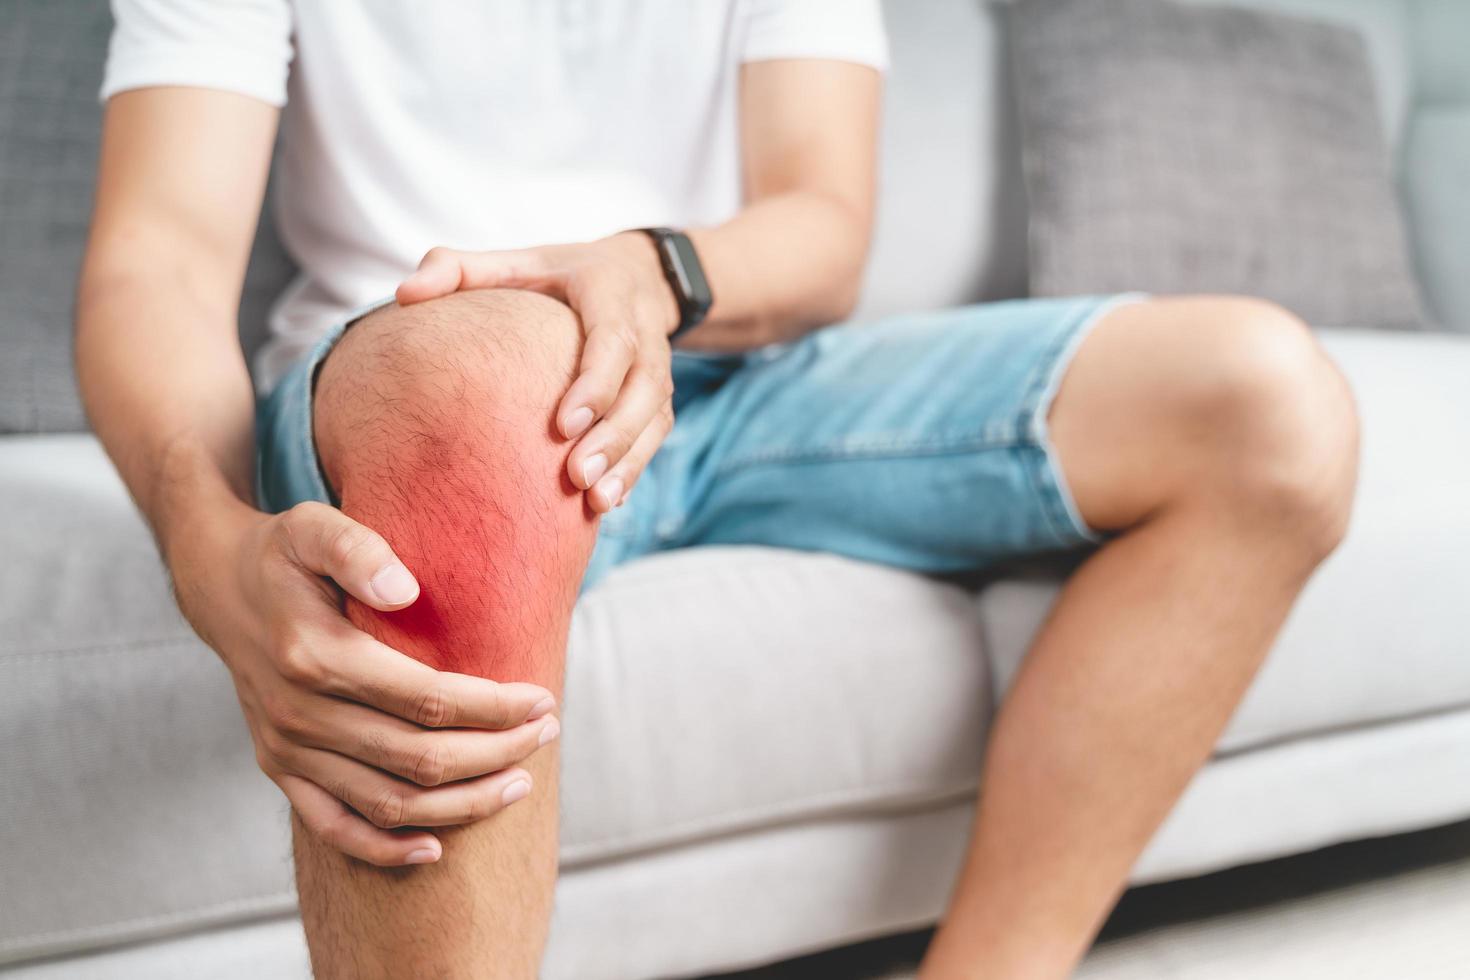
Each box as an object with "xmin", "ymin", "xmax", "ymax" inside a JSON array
[{"xmin": 169, "ymin": 499, "xmax": 561, "ymax": 867}]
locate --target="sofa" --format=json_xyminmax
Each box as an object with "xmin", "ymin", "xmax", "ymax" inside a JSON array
[{"xmin": 2, "ymin": 0, "xmax": 1467, "ymax": 977}]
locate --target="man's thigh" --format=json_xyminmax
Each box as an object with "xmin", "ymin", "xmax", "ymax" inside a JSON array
[{"xmin": 635, "ymin": 294, "xmax": 1144, "ymax": 577}]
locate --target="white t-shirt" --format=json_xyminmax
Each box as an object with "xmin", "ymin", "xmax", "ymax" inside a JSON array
[{"xmin": 101, "ymin": 1, "xmax": 888, "ymax": 393}]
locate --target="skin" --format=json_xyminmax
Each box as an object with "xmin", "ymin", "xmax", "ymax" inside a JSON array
[
  {"xmin": 299, "ymin": 291, "xmax": 597, "ymax": 977},
  {"xmin": 73, "ymin": 54, "xmax": 1360, "ymax": 980},
  {"xmin": 394, "ymin": 59, "xmax": 881, "ymax": 513},
  {"xmin": 76, "ymin": 60, "xmax": 881, "ymax": 972},
  {"xmin": 918, "ymin": 296, "xmax": 1359, "ymax": 977},
  {"xmin": 77, "ymin": 88, "xmax": 562, "ymax": 867}
]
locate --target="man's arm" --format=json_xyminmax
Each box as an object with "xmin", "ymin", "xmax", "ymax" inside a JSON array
[
  {"xmin": 395, "ymin": 59, "xmax": 881, "ymax": 511},
  {"xmin": 77, "ymin": 87, "xmax": 272, "ymax": 541},
  {"xmin": 77, "ymin": 88, "xmax": 562, "ymax": 866},
  {"xmin": 685, "ymin": 58, "xmax": 881, "ymax": 348}
]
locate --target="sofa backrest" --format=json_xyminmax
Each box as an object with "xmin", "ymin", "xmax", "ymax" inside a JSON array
[
  {"xmin": 1399, "ymin": 0, "xmax": 1470, "ymax": 332},
  {"xmin": 0, "ymin": 0, "xmax": 293, "ymax": 433},
  {"xmin": 856, "ymin": 0, "xmax": 1468, "ymax": 332},
  {"xmin": 0, "ymin": 0, "xmax": 1463, "ymax": 432},
  {"xmin": 1, "ymin": 1, "xmax": 113, "ymax": 432}
]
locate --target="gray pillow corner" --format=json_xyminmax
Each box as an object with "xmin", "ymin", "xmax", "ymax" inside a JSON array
[{"xmin": 1009, "ymin": 0, "xmax": 1432, "ymax": 332}]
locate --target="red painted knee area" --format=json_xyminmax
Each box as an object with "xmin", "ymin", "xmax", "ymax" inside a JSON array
[{"xmin": 337, "ymin": 401, "xmax": 596, "ymax": 691}]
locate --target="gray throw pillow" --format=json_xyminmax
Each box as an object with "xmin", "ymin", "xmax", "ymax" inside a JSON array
[
  {"xmin": 1010, "ymin": 0, "xmax": 1428, "ymax": 329},
  {"xmin": 0, "ymin": 0, "xmax": 294, "ymax": 434}
]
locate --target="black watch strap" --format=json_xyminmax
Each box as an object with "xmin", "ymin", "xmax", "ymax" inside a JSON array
[{"xmin": 639, "ymin": 227, "xmax": 713, "ymax": 340}]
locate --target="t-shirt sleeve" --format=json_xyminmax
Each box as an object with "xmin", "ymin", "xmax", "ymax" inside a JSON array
[
  {"xmin": 101, "ymin": 0, "xmax": 294, "ymax": 106},
  {"xmin": 740, "ymin": 0, "xmax": 889, "ymax": 72}
]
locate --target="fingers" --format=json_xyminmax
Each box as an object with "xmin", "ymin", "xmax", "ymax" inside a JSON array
[
  {"xmin": 397, "ymin": 243, "xmax": 678, "ymax": 515},
  {"xmin": 587, "ymin": 400, "xmax": 674, "ymax": 513},
  {"xmin": 277, "ymin": 501, "xmax": 420, "ymax": 611},
  {"xmin": 317, "ymin": 632, "xmax": 558, "ymax": 731},
  {"xmin": 556, "ymin": 312, "xmax": 642, "ymax": 440},
  {"xmin": 395, "ymin": 246, "xmax": 556, "ymax": 305},
  {"xmin": 279, "ymin": 773, "xmax": 443, "ymax": 867},
  {"xmin": 306, "ymin": 698, "xmax": 560, "ymax": 786},
  {"xmin": 555, "ymin": 285, "xmax": 675, "ymax": 512},
  {"xmin": 566, "ymin": 340, "xmax": 673, "ymax": 487},
  {"xmin": 270, "ymin": 503, "xmax": 558, "ymax": 727},
  {"xmin": 296, "ymin": 747, "xmax": 536, "ymax": 830}
]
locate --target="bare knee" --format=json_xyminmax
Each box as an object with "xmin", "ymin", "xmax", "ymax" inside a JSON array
[
  {"xmin": 314, "ymin": 289, "xmax": 583, "ymax": 489},
  {"xmin": 1167, "ymin": 297, "xmax": 1360, "ymax": 559},
  {"xmin": 312, "ymin": 289, "xmax": 595, "ymax": 683},
  {"xmin": 1055, "ymin": 295, "xmax": 1359, "ymax": 558}
]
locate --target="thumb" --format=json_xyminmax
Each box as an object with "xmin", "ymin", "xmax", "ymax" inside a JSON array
[
  {"xmin": 396, "ymin": 246, "xmax": 470, "ymax": 305},
  {"xmin": 277, "ymin": 501, "xmax": 420, "ymax": 611}
]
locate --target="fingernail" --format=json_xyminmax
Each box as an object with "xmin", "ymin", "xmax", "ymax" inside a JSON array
[
  {"xmin": 581, "ymin": 453, "xmax": 608, "ymax": 488},
  {"xmin": 538, "ymin": 717, "xmax": 561, "ymax": 746},
  {"xmin": 405, "ymin": 846, "xmax": 440, "ymax": 865},
  {"xmin": 528, "ymin": 697, "xmax": 556, "ymax": 720},
  {"xmin": 563, "ymin": 406, "xmax": 594, "ymax": 439},
  {"xmin": 370, "ymin": 563, "xmax": 419, "ymax": 605},
  {"xmin": 502, "ymin": 779, "xmax": 532, "ymax": 806},
  {"xmin": 597, "ymin": 476, "xmax": 624, "ymax": 509}
]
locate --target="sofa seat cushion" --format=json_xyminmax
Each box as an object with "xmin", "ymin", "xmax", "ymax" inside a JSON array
[
  {"xmin": 561, "ymin": 547, "xmax": 993, "ymax": 863},
  {"xmin": 0, "ymin": 435, "xmax": 996, "ymax": 962},
  {"xmin": 980, "ymin": 328, "xmax": 1470, "ymax": 754}
]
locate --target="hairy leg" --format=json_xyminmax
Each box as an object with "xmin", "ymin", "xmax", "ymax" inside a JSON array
[
  {"xmin": 921, "ymin": 297, "xmax": 1359, "ymax": 979},
  {"xmin": 297, "ymin": 289, "xmax": 596, "ymax": 979}
]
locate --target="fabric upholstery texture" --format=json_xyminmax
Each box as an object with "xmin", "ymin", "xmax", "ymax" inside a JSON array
[
  {"xmin": 3, "ymin": 708, "xmax": 1468, "ymax": 980},
  {"xmin": 1401, "ymin": 0, "xmax": 1470, "ymax": 331},
  {"xmin": 0, "ymin": 1, "xmax": 111, "ymax": 432},
  {"xmin": 0, "ymin": 0, "xmax": 293, "ymax": 435},
  {"xmin": 1011, "ymin": 0, "xmax": 1429, "ymax": 329},
  {"xmin": 2, "ymin": 0, "xmax": 1469, "ymax": 975}
]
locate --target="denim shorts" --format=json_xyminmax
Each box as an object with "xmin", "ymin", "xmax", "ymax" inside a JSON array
[{"xmin": 257, "ymin": 293, "xmax": 1143, "ymax": 591}]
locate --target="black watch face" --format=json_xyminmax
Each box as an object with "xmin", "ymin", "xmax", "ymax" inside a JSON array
[{"xmin": 668, "ymin": 233, "xmax": 713, "ymax": 318}]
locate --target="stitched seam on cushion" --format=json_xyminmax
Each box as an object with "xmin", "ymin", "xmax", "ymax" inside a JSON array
[
  {"xmin": 1213, "ymin": 700, "xmax": 1470, "ymax": 759},
  {"xmin": 584, "ymin": 554, "xmax": 973, "ymax": 602},
  {"xmin": 0, "ymin": 892, "xmax": 298, "ymax": 954},
  {"xmin": 562, "ymin": 701, "xmax": 1470, "ymax": 866},
  {"xmin": 0, "ymin": 636, "xmax": 202, "ymax": 664},
  {"xmin": 562, "ymin": 777, "xmax": 982, "ymax": 866}
]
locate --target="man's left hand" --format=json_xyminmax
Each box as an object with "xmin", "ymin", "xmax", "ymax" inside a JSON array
[{"xmin": 396, "ymin": 233, "xmax": 680, "ymax": 513}]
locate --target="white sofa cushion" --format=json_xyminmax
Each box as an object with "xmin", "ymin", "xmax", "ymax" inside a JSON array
[{"xmin": 564, "ymin": 547, "xmax": 992, "ymax": 862}]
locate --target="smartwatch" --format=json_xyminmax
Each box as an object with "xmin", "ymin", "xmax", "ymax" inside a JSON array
[{"xmin": 638, "ymin": 227, "xmax": 713, "ymax": 340}]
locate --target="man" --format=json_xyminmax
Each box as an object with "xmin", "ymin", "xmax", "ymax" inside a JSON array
[{"xmin": 76, "ymin": 1, "xmax": 1358, "ymax": 977}]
